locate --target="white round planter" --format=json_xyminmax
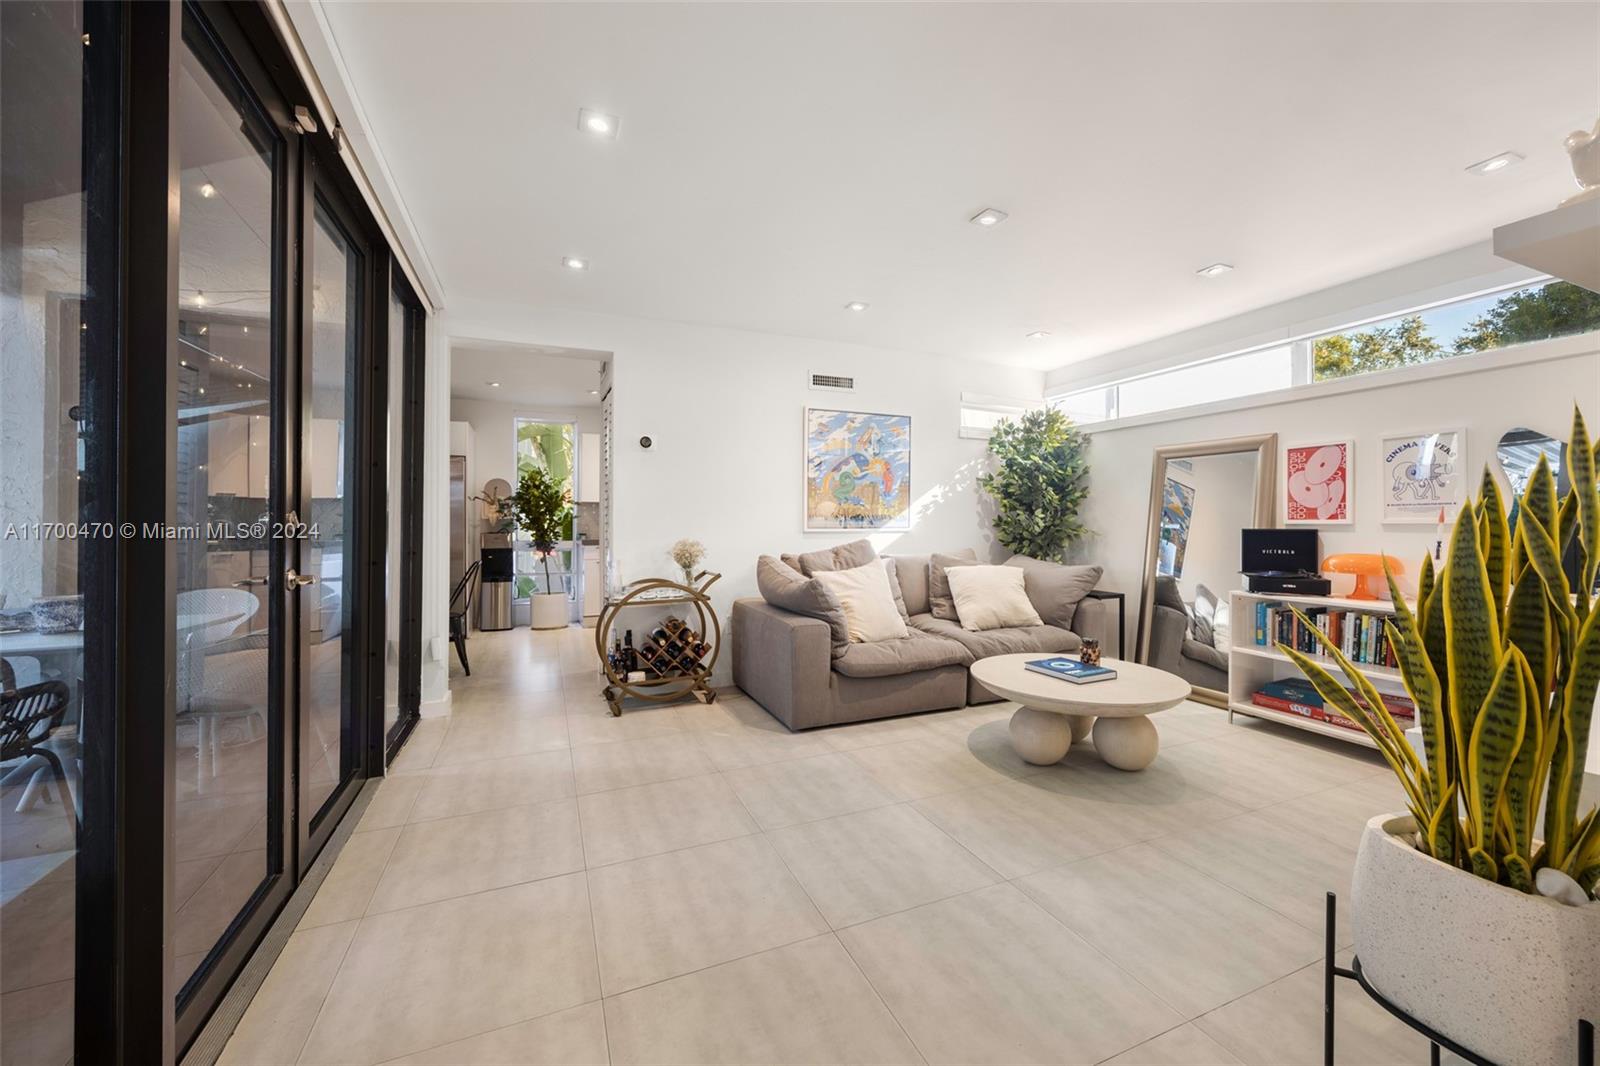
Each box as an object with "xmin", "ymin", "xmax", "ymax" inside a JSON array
[
  {"xmin": 1351, "ymin": 813, "xmax": 1600, "ymax": 1066},
  {"xmin": 529, "ymin": 592, "xmax": 568, "ymax": 630}
]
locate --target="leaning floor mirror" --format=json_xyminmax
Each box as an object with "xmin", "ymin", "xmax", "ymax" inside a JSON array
[{"xmin": 1135, "ymin": 434, "xmax": 1277, "ymax": 708}]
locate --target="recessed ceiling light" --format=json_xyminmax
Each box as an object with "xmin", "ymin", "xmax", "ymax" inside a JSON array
[
  {"xmin": 588, "ymin": 389, "xmax": 599, "ymax": 395},
  {"xmin": 562, "ymin": 256, "xmax": 588, "ymax": 271},
  {"xmin": 1466, "ymin": 151, "xmax": 1524, "ymax": 175},
  {"xmin": 487, "ymin": 381, "xmax": 501, "ymax": 388},
  {"xmin": 1026, "ymin": 330, "xmax": 1051, "ymax": 340},
  {"xmin": 199, "ymin": 182, "xmax": 216, "ymax": 198},
  {"xmin": 969, "ymin": 208, "xmax": 1009, "ymax": 227},
  {"xmin": 242, "ymin": 326, "xmax": 249, "ymax": 334},
  {"xmin": 578, "ymin": 108, "xmax": 619, "ymax": 138},
  {"xmin": 1195, "ymin": 263, "xmax": 1233, "ymax": 278},
  {"xmin": 844, "ymin": 301, "xmax": 869, "ymax": 312},
  {"xmin": 194, "ymin": 290, "xmax": 207, "ymax": 306}
]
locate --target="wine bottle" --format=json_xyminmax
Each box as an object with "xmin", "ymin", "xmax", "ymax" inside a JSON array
[{"xmin": 624, "ymin": 629, "xmax": 636, "ymax": 673}]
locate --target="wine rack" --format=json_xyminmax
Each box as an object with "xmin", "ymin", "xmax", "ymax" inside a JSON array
[
  {"xmin": 594, "ymin": 572, "xmax": 721, "ymax": 716},
  {"xmin": 637, "ymin": 617, "xmax": 711, "ymax": 678}
]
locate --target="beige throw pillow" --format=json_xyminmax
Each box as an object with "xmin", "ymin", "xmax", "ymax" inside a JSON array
[
  {"xmin": 945, "ymin": 565, "xmax": 1044, "ymax": 632},
  {"xmin": 812, "ymin": 562, "xmax": 910, "ymax": 643}
]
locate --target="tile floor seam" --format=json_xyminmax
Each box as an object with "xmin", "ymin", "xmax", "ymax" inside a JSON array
[
  {"xmin": 826, "ymin": 929, "xmax": 933, "ymax": 1066},
  {"xmin": 366, "ymin": 997, "xmax": 609, "ymax": 1066},
  {"xmin": 882, "ymin": 796, "xmax": 1013, "ymax": 885},
  {"xmin": 290, "ymin": 915, "xmax": 365, "ymax": 1066},
  {"xmin": 570, "ymin": 760, "xmax": 617, "ymax": 1066}
]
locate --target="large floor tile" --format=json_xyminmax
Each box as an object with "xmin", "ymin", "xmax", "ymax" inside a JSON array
[
  {"xmin": 366, "ymin": 800, "xmax": 584, "ymax": 914},
  {"xmin": 297, "ymin": 874, "xmax": 599, "ymax": 1065},
  {"xmin": 404, "ymin": 750, "xmax": 575, "ymax": 823},
  {"xmin": 219, "ymin": 920, "xmax": 358, "ymax": 1065},
  {"xmin": 845, "ymin": 733, "xmax": 1027, "ymax": 801},
  {"xmin": 818, "ymin": 713, "xmax": 940, "ymax": 753},
  {"xmin": 1100, "ymin": 1023, "xmax": 1244, "ymax": 1066},
  {"xmin": 577, "ymin": 774, "xmax": 757, "ymax": 867},
  {"xmin": 1027, "ymin": 753, "xmax": 1248, "ymax": 843},
  {"xmin": 768, "ymin": 804, "xmax": 999, "ymax": 928},
  {"xmin": 1018, "ymin": 843, "xmax": 1322, "ymax": 1018},
  {"xmin": 722, "ymin": 751, "xmax": 897, "ymax": 830},
  {"xmin": 603, "ymin": 935, "xmax": 922, "ymax": 1065},
  {"xmin": 588, "ymin": 834, "xmax": 827, "ymax": 994},
  {"xmin": 1151, "ymin": 812, "xmax": 1358, "ymax": 943},
  {"xmin": 0, "ymin": 979, "xmax": 73, "ymax": 1066},
  {"xmin": 1194, "ymin": 957, "xmax": 1432, "ymax": 1065},
  {"xmin": 431, "ymin": 710, "xmax": 570, "ymax": 768},
  {"xmin": 1258, "ymin": 773, "xmax": 1409, "ymax": 851},
  {"xmin": 570, "ymin": 733, "xmax": 715, "ymax": 794},
  {"xmin": 566, "ymin": 702, "xmax": 686, "ymax": 746},
  {"xmin": 388, "ymin": 717, "xmax": 448, "ymax": 773},
  {"xmin": 839, "ymin": 883, "xmax": 1182, "ymax": 1065},
  {"xmin": 357, "ymin": 776, "xmax": 425, "ymax": 832},
  {"xmin": 382, "ymin": 1002, "xmax": 608, "ymax": 1065},
  {"xmin": 913, "ymin": 779, "xmax": 1138, "ymax": 879},
  {"xmin": 684, "ymin": 700, "xmax": 835, "ymax": 770},
  {"xmin": 300, "ymin": 827, "xmax": 400, "ymax": 929}
]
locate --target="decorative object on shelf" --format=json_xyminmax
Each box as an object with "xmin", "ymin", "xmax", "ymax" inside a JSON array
[
  {"xmin": 668, "ymin": 538, "xmax": 706, "ymax": 586},
  {"xmin": 1562, "ymin": 117, "xmax": 1600, "ymax": 207},
  {"xmin": 1280, "ymin": 406, "xmax": 1600, "ymax": 1066},
  {"xmin": 507, "ymin": 467, "xmax": 573, "ymax": 629},
  {"xmin": 472, "ymin": 477, "xmax": 515, "ymax": 532},
  {"xmin": 1380, "ymin": 427, "xmax": 1465, "ymax": 523},
  {"xmin": 1321, "ymin": 553, "xmax": 1405, "ymax": 601},
  {"xmin": 1284, "ymin": 439, "xmax": 1352, "ymax": 524},
  {"xmin": 804, "ymin": 408, "xmax": 910, "ymax": 532},
  {"xmin": 1079, "ymin": 638, "xmax": 1101, "ymax": 666},
  {"xmin": 595, "ymin": 572, "xmax": 721, "ymax": 716},
  {"xmin": 979, "ymin": 407, "xmax": 1089, "ymax": 562}
]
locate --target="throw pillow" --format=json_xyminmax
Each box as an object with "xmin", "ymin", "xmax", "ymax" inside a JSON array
[
  {"xmin": 792, "ymin": 538, "xmax": 878, "ymax": 577},
  {"xmin": 812, "ymin": 562, "xmax": 910, "ymax": 643},
  {"xmin": 945, "ymin": 565, "xmax": 1044, "ymax": 631},
  {"xmin": 1002, "ymin": 555, "xmax": 1102, "ymax": 630},
  {"xmin": 755, "ymin": 555, "xmax": 851, "ymax": 657},
  {"xmin": 1191, "ymin": 584, "xmax": 1219, "ymax": 647},
  {"xmin": 928, "ymin": 549, "xmax": 979, "ymax": 620}
]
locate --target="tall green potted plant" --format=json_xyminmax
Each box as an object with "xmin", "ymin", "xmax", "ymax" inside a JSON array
[
  {"xmin": 1282, "ymin": 407, "xmax": 1599, "ymax": 1066},
  {"xmin": 509, "ymin": 467, "xmax": 573, "ymax": 630},
  {"xmin": 978, "ymin": 407, "xmax": 1089, "ymax": 562}
]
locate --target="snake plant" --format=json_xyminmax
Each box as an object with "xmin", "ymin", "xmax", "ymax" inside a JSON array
[{"xmin": 1281, "ymin": 406, "xmax": 1600, "ymax": 898}]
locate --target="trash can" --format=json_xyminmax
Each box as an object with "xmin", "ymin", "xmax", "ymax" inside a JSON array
[{"xmin": 479, "ymin": 577, "xmax": 513, "ymax": 631}]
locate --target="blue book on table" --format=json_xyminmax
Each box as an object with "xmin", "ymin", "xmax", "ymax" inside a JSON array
[{"xmin": 1024, "ymin": 657, "xmax": 1117, "ymax": 684}]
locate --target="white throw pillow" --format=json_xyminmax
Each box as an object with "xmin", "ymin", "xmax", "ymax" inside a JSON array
[
  {"xmin": 945, "ymin": 565, "xmax": 1043, "ymax": 632},
  {"xmin": 812, "ymin": 562, "xmax": 910, "ymax": 643}
]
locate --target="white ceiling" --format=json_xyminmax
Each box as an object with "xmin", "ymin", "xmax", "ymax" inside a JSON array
[
  {"xmin": 450, "ymin": 344, "xmax": 608, "ymax": 405},
  {"xmin": 316, "ymin": 2, "xmax": 1600, "ymax": 371}
]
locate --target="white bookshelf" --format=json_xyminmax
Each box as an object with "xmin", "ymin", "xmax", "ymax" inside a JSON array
[{"xmin": 1227, "ymin": 589, "xmax": 1413, "ymax": 749}]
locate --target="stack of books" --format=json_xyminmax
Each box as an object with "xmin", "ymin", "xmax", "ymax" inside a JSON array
[
  {"xmin": 1250, "ymin": 678, "xmax": 1414, "ymax": 734},
  {"xmin": 1252, "ymin": 600, "xmax": 1397, "ymax": 669},
  {"xmin": 1024, "ymin": 658, "xmax": 1117, "ymax": 685}
]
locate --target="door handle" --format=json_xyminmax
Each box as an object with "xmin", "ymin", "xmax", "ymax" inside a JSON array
[
  {"xmin": 285, "ymin": 568, "xmax": 318, "ymax": 589},
  {"xmin": 233, "ymin": 577, "xmax": 268, "ymax": 588}
]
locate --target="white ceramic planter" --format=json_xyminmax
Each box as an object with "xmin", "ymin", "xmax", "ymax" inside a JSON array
[
  {"xmin": 529, "ymin": 592, "xmax": 568, "ymax": 630},
  {"xmin": 1351, "ymin": 813, "xmax": 1600, "ymax": 1066}
]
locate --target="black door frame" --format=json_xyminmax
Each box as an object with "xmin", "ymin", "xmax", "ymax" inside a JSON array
[
  {"xmin": 383, "ymin": 268, "xmax": 427, "ymax": 763},
  {"xmin": 80, "ymin": 1, "xmax": 426, "ymax": 1058}
]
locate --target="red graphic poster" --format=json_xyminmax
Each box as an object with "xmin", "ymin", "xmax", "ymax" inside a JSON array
[{"xmin": 1285, "ymin": 441, "xmax": 1352, "ymax": 524}]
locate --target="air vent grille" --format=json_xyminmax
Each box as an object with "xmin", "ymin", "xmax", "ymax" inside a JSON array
[{"xmin": 809, "ymin": 372, "xmax": 855, "ymax": 392}]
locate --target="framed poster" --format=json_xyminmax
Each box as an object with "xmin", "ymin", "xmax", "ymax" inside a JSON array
[
  {"xmin": 1381, "ymin": 428, "xmax": 1466, "ymax": 523},
  {"xmin": 1285, "ymin": 439, "xmax": 1353, "ymax": 525},
  {"xmin": 804, "ymin": 408, "xmax": 911, "ymax": 531},
  {"xmin": 1156, "ymin": 476, "xmax": 1196, "ymax": 578}
]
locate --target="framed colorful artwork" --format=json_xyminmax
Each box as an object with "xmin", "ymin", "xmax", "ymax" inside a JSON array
[
  {"xmin": 1380, "ymin": 428, "xmax": 1466, "ymax": 524},
  {"xmin": 804, "ymin": 408, "xmax": 911, "ymax": 531},
  {"xmin": 1284, "ymin": 439, "xmax": 1353, "ymax": 525}
]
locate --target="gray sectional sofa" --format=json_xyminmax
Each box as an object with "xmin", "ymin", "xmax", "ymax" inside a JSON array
[{"xmin": 731, "ymin": 541, "xmax": 1113, "ymax": 730}]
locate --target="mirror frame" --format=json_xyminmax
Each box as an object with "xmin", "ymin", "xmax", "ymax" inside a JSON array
[{"xmin": 1135, "ymin": 433, "xmax": 1278, "ymax": 708}]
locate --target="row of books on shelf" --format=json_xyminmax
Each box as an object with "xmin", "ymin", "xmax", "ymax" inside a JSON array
[
  {"xmin": 1249, "ymin": 678, "xmax": 1414, "ymax": 735},
  {"xmin": 1251, "ymin": 600, "xmax": 1397, "ymax": 669}
]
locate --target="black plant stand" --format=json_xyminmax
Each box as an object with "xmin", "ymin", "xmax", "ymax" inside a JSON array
[{"xmin": 1323, "ymin": 892, "xmax": 1594, "ymax": 1066}]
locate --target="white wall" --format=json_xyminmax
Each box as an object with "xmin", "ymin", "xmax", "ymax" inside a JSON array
[
  {"xmin": 432, "ymin": 300, "xmax": 1044, "ymax": 683},
  {"xmin": 1069, "ymin": 340, "xmax": 1600, "ymax": 613}
]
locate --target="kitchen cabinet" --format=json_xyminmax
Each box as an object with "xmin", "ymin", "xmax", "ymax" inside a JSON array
[
  {"xmin": 578, "ymin": 432, "xmax": 600, "ymax": 502},
  {"xmin": 582, "ymin": 545, "xmax": 602, "ymax": 618}
]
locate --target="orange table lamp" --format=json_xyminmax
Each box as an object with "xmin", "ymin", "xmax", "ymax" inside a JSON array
[{"xmin": 1322, "ymin": 554, "xmax": 1405, "ymax": 601}]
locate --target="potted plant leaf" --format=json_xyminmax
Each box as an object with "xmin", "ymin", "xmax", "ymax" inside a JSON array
[
  {"xmin": 1281, "ymin": 406, "xmax": 1599, "ymax": 1066},
  {"xmin": 978, "ymin": 407, "xmax": 1089, "ymax": 562},
  {"xmin": 509, "ymin": 467, "xmax": 574, "ymax": 630}
]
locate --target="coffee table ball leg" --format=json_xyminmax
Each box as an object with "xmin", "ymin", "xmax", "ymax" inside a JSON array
[
  {"xmin": 1068, "ymin": 714, "xmax": 1095, "ymax": 742},
  {"xmin": 1010, "ymin": 705, "xmax": 1072, "ymax": 765},
  {"xmin": 1092, "ymin": 715, "xmax": 1158, "ymax": 771}
]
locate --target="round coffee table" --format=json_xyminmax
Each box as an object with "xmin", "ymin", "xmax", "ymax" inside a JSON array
[{"xmin": 969, "ymin": 654, "xmax": 1191, "ymax": 771}]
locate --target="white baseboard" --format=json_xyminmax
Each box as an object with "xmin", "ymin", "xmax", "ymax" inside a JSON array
[{"xmin": 420, "ymin": 691, "xmax": 453, "ymax": 718}]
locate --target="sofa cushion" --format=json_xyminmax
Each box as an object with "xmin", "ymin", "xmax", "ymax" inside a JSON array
[
  {"xmin": 832, "ymin": 628, "xmax": 973, "ymax": 678},
  {"xmin": 945, "ymin": 565, "xmax": 1043, "ymax": 631},
  {"xmin": 928, "ymin": 549, "xmax": 979, "ymax": 620},
  {"xmin": 1002, "ymin": 556, "xmax": 1102, "ymax": 630},
  {"xmin": 756, "ymin": 555, "xmax": 850, "ymax": 657},
  {"xmin": 785, "ymin": 538, "xmax": 878, "ymax": 577},
  {"xmin": 888, "ymin": 553, "xmax": 931, "ymax": 615},
  {"xmin": 909, "ymin": 613, "xmax": 1081, "ymax": 659},
  {"xmin": 813, "ymin": 562, "xmax": 909, "ymax": 643},
  {"xmin": 1183, "ymin": 637, "xmax": 1228, "ymax": 671},
  {"xmin": 882, "ymin": 558, "xmax": 910, "ymax": 620}
]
